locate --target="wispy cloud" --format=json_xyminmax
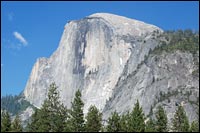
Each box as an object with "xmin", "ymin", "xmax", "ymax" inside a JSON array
[
  {"xmin": 2, "ymin": 37, "xmax": 26, "ymax": 52},
  {"xmin": 8, "ymin": 43, "xmax": 21, "ymax": 50},
  {"xmin": 2, "ymin": 32, "xmax": 28, "ymax": 55},
  {"xmin": 1, "ymin": 64, "xmax": 4, "ymax": 70},
  {"xmin": 13, "ymin": 31, "xmax": 28, "ymax": 46},
  {"xmin": 8, "ymin": 12, "xmax": 14, "ymax": 21}
]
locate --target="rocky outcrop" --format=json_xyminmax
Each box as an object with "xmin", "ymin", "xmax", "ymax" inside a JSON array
[
  {"xmin": 19, "ymin": 107, "xmax": 34, "ymax": 127},
  {"xmin": 103, "ymin": 51, "xmax": 199, "ymax": 123},
  {"xmin": 23, "ymin": 13, "xmax": 199, "ymax": 122},
  {"xmin": 23, "ymin": 13, "xmax": 162, "ymax": 110}
]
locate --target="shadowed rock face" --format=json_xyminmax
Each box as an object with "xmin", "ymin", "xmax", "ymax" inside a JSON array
[
  {"xmin": 103, "ymin": 51, "xmax": 199, "ymax": 123},
  {"xmin": 23, "ymin": 13, "xmax": 199, "ymax": 122}
]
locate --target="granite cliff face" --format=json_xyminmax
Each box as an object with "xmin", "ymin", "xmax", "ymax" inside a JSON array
[
  {"xmin": 23, "ymin": 13, "xmax": 199, "ymax": 122},
  {"xmin": 103, "ymin": 51, "xmax": 199, "ymax": 123}
]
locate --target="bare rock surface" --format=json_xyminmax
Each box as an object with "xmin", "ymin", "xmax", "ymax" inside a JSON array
[{"xmin": 23, "ymin": 13, "xmax": 199, "ymax": 122}]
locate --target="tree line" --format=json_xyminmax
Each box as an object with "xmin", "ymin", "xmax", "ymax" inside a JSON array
[
  {"xmin": 1, "ymin": 94, "xmax": 32, "ymax": 115},
  {"xmin": 1, "ymin": 83, "xmax": 199, "ymax": 132},
  {"xmin": 152, "ymin": 29, "xmax": 199, "ymax": 55}
]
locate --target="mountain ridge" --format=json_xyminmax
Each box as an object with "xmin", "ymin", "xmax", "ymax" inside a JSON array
[{"xmin": 21, "ymin": 13, "xmax": 198, "ymax": 123}]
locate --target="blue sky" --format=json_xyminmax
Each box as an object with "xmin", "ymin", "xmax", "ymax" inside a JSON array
[{"xmin": 1, "ymin": 1, "xmax": 199, "ymax": 96}]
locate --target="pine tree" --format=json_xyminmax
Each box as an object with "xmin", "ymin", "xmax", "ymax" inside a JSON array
[
  {"xmin": 106, "ymin": 111, "xmax": 121, "ymax": 132},
  {"xmin": 145, "ymin": 118, "xmax": 156, "ymax": 132},
  {"xmin": 100, "ymin": 125, "xmax": 106, "ymax": 132},
  {"xmin": 11, "ymin": 114, "xmax": 23, "ymax": 132},
  {"xmin": 172, "ymin": 105, "xmax": 190, "ymax": 132},
  {"xmin": 85, "ymin": 105, "xmax": 102, "ymax": 132},
  {"xmin": 27, "ymin": 82, "xmax": 68, "ymax": 132},
  {"xmin": 26, "ymin": 108, "xmax": 40, "ymax": 132},
  {"xmin": 190, "ymin": 120, "xmax": 199, "ymax": 132},
  {"xmin": 63, "ymin": 113, "xmax": 74, "ymax": 132},
  {"xmin": 68, "ymin": 89, "xmax": 85, "ymax": 132},
  {"xmin": 40, "ymin": 82, "xmax": 67, "ymax": 132},
  {"xmin": 1, "ymin": 110, "xmax": 12, "ymax": 132},
  {"xmin": 127, "ymin": 100, "xmax": 145, "ymax": 132},
  {"xmin": 190, "ymin": 107, "xmax": 199, "ymax": 132},
  {"xmin": 47, "ymin": 83, "xmax": 67, "ymax": 132},
  {"xmin": 155, "ymin": 105, "xmax": 168, "ymax": 132},
  {"xmin": 119, "ymin": 112, "xmax": 130, "ymax": 132},
  {"xmin": 37, "ymin": 102, "xmax": 51, "ymax": 132}
]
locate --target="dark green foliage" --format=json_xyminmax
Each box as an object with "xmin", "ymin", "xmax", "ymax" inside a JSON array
[
  {"xmin": 26, "ymin": 108, "xmax": 40, "ymax": 132},
  {"xmin": 85, "ymin": 105, "xmax": 102, "ymax": 132},
  {"xmin": 11, "ymin": 114, "xmax": 23, "ymax": 132},
  {"xmin": 145, "ymin": 118, "xmax": 156, "ymax": 132},
  {"xmin": 4, "ymin": 82, "xmax": 197, "ymax": 132},
  {"xmin": 100, "ymin": 125, "xmax": 106, "ymax": 132},
  {"xmin": 26, "ymin": 82, "xmax": 68, "ymax": 132},
  {"xmin": 172, "ymin": 105, "xmax": 190, "ymax": 132},
  {"xmin": 37, "ymin": 101, "xmax": 51, "ymax": 132},
  {"xmin": 39, "ymin": 83, "xmax": 67, "ymax": 132},
  {"xmin": 1, "ymin": 110, "xmax": 12, "ymax": 132},
  {"xmin": 106, "ymin": 111, "xmax": 121, "ymax": 132},
  {"xmin": 152, "ymin": 29, "xmax": 199, "ymax": 55},
  {"xmin": 1, "ymin": 94, "xmax": 32, "ymax": 115},
  {"xmin": 155, "ymin": 105, "xmax": 168, "ymax": 132},
  {"xmin": 68, "ymin": 89, "xmax": 85, "ymax": 132},
  {"xmin": 63, "ymin": 115, "xmax": 74, "ymax": 132},
  {"xmin": 190, "ymin": 120, "xmax": 199, "ymax": 132},
  {"xmin": 127, "ymin": 100, "xmax": 145, "ymax": 132},
  {"xmin": 119, "ymin": 112, "xmax": 130, "ymax": 132}
]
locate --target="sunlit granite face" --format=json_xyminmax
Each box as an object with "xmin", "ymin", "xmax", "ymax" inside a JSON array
[{"xmin": 23, "ymin": 13, "xmax": 199, "ymax": 123}]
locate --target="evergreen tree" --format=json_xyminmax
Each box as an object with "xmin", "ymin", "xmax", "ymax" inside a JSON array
[
  {"xmin": 68, "ymin": 89, "xmax": 85, "ymax": 132},
  {"xmin": 1, "ymin": 110, "xmax": 12, "ymax": 132},
  {"xmin": 145, "ymin": 118, "xmax": 156, "ymax": 132},
  {"xmin": 190, "ymin": 107, "xmax": 199, "ymax": 132},
  {"xmin": 39, "ymin": 82, "xmax": 67, "ymax": 132},
  {"xmin": 37, "ymin": 102, "xmax": 51, "ymax": 132},
  {"xmin": 106, "ymin": 111, "xmax": 121, "ymax": 132},
  {"xmin": 11, "ymin": 114, "xmax": 23, "ymax": 132},
  {"xmin": 190, "ymin": 120, "xmax": 199, "ymax": 132},
  {"xmin": 127, "ymin": 100, "xmax": 145, "ymax": 132},
  {"xmin": 1, "ymin": 95, "xmax": 31, "ymax": 115},
  {"xmin": 85, "ymin": 105, "xmax": 102, "ymax": 132},
  {"xmin": 119, "ymin": 112, "xmax": 130, "ymax": 132},
  {"xmin": 47, "ymin": 83, "xmax": 67, "ymax": 132},
  {"xmin": 26, "ymin": 108, "xmax": 40, "ymax": 132},
  {"xmin": 100, "ymin": 125, "xmax": 106, "ymax": 132},
  {"xmin": 63, "ymin": 114, "xmax": 74, "ymax": 132},
  {"xmin": 155, "ymin": 105, "xmax": 168, "ymax": 132},
  {"xmin": 27, "ymin": 82, "xmax": 68, "ymax": 132},
  {"xmin": 172, "ymin": 105, "xmax": 190, "ymax": 132}
]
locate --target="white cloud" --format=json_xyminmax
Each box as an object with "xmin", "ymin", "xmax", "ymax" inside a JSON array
[{"xmin": 13, "ymin": 31, "xmax": 28, "ymax": 46}]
